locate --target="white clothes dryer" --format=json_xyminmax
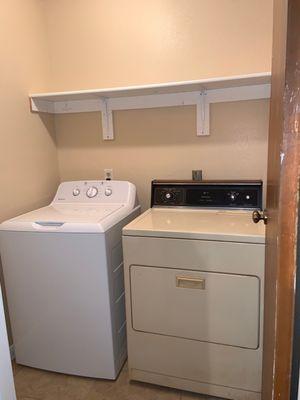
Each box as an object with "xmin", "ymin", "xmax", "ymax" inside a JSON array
[{"xmin": 123, "ymin": 180, "xmax": 265, "ymax": 400}]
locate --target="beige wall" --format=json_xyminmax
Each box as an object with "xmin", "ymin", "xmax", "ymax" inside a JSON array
[
  {"xmin": 42, "ymin": 0, "xmax": 273, "ymax": 91},
  {"xmin": 0, "ymin": 0, "xmax": 59, "ymax": 221},
  {"xmin": 0, "ymin": 0, "xmax": 60, "ymax": 342},
  {"xmin": 56, "ymin": 99, "xmax": 269, "ymax": 210},
  {"xmin": 45, "ymin": 0, "xmax": 273, "ymax": 209}
]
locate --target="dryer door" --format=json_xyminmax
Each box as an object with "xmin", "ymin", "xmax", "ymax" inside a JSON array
[{"xmin": 130, "ymin": 265, "xmax": 260, "ymax": 349}]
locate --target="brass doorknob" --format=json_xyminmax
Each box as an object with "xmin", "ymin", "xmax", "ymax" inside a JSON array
[{"xmin": 252, "ymin": 210, "xmax": 268, "ymax": 225}]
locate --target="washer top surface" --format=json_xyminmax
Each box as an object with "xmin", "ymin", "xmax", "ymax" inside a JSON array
[
  {"xmin": 123, "ymin": 208, "xmax": 266, "ymax": 244},
  {"xmin": 0, "ymin": 180, "xmax": 139, "ymax": 233}
]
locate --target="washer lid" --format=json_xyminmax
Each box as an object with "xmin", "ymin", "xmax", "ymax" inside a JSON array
[
  {"xmin": 123, "ymin": 208, "xmax": 266, "ymax": 244},
  {"xmin": 0, "ymin": 204, "xmax": 126, "ymax": 233}
]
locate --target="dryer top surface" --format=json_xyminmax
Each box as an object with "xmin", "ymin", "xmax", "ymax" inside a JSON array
[{"xmin": 123, "ymin": 208, "xmax": 265, "ymax": 244}]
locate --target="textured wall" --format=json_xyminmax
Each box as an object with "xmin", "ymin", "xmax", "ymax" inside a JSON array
[
  {"xmin": 41, "ymin": 0, "xmax": 273, "ymax": 208},
  {"xmin": 42, "ymin": 0, "xmax": 273, "ymax": 91},
  {"xmin": 56, "ymin": 100, "xmax": 269, "ymax": 210},
  {"xmin": 0, "ymin": 0, "xmax": 60, "ymax": 342}
]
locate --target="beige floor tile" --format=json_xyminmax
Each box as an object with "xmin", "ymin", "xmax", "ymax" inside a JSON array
[
  {"xmin": 17, "ymin": 398, "xmax": 39, "ymax": 400},
  {"xmin": 12, "ymin": 361, "xmax": 23, "ymax": 377},
  {"xmin": 180, "ymin": 391, "xmax": 227, "ymax": 400},
  {"xmin": 14, "ymin": 362, "xmax": 181, "ymax": 400},
  {"xmin": 86, "ymin": 364, "xmax": 181, "ymax": 400},
  {"xmin": 14, "ymin": 365, "xmax": 94, "ymax": 400}
]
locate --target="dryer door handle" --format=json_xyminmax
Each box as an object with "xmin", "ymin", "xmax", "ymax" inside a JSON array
[{"xmin": 176, "ymin": 276, "xmax": 206, "ymax": 290}]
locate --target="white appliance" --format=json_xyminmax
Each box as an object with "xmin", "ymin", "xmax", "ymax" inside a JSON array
[
  {"xmin": 0, "ymin": 285, "xmax": 16, "ymax": 400},
  {"xmin": 0, "ymin": 180, "xmax": 140, "ymax": 379},
  {"xmin": 122, "ymin": 180, "xmax": 265, "ymax": 400}
]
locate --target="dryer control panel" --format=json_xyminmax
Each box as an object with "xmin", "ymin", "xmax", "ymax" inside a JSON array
[{"xmin": 151, "ymin": 180, "xmax": 262, "ymax": 210}]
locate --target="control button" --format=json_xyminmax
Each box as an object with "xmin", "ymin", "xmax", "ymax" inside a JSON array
[
  {"xmin": 228, "ymin": 191, "xmax": 238, "ymax": 202},
  {"xmin": 165, "ymin": 193, "xmax": 172, "ymax": 199},
  {"xmin": 73, "ymin": 188, "xmax": 80, "ymax": 196},
  {"xmin": 105, "ymin": 188, "xmax": 112, "ymax": 196},
  {"xmin": 86, "ymin": 186, "xmax": 98, "ymax": 198},
  {"xmin": 246, "ymin": 195, "xmax": 250, "ymax": 200}
]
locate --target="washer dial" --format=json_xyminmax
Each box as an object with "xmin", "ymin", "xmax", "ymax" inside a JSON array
[
  {"xmin": 86, "ymin": 186, "xmax": 98, "ymax": 198},
  {"xmin": 105, "ymin": 188, "xmax": 112, "ymax": 196},
  {"xmin": 73, "ymin": 188, "xmax": 80, "ymax": 196}
]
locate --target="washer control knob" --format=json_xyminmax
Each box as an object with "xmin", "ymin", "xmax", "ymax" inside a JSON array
[
  {"xmin": 73, "ymin": 188, "xmax": 80, "ymax": 196},
  {"xmin": 86, "ymin": 186, "xmax": 98, "ymax": 198},
  {"xmin": 105, "ymin": 188, "xmax": 112, "ymax": 196}
]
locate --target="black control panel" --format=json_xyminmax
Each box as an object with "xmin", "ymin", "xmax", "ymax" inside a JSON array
[{"xmin": 151, "ymin": 180, "xmax": 262, "ymax": 210}]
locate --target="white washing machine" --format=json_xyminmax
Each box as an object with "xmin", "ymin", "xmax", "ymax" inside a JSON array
[
  {"xmin": 123, "ymin": 180, "xmax": 265, "ymax": 400},
  {"xmin": 0, "ymin": 180, "xmax": 140, "ymax": 379}
]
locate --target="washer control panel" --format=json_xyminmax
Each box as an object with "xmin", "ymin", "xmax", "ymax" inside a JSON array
[
  {"xmin": 151, "ymin": 180, "xmax": 263, "ymax": 210},
  {"xmin": 53, "ymin": 180, "xmax": 135, "ymax": 204}
]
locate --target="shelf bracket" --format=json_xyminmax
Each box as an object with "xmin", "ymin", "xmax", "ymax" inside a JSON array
[
  {"xmin": 100, "ymin": 98, "xmax": 114, "ymax": 140},
  {"xmin": 196, "ymin": 91, "xmax": 210, "ymax": 136}
]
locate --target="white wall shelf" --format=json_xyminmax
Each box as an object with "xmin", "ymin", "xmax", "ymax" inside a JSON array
[{"xmin": 30, "ymin": 72, "xmax": 271, "ymax": 140}]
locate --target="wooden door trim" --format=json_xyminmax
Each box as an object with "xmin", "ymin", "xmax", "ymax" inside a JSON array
[
  {"xmin": 262, "ymin": 0, "xmax": 300, "ymax": 398},
  {"xmin": 290, "ymin": 217, "xmax": 300, "ymax": 399}
]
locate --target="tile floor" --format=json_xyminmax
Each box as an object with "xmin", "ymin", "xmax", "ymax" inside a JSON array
[{"xmin": 13, "ymin": 361, "xmax": 224, "ymax": 400}]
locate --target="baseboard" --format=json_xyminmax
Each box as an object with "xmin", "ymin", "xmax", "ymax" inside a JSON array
[
  {"xmin": 130, "ymin": 368, "xmax": 261, "ymax": 400},
  {"xmin": 10, "ymin": 344, "xmax": 15, "ymax": 360}
]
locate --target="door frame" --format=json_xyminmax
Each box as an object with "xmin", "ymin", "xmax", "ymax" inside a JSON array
[
  {"xmin": 290, "ymin": 225, "xmax": 300, "ymax": 399},
  {"xmin": 262, "ymin": 0, "xmax": 300, "ymax": 398}
]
